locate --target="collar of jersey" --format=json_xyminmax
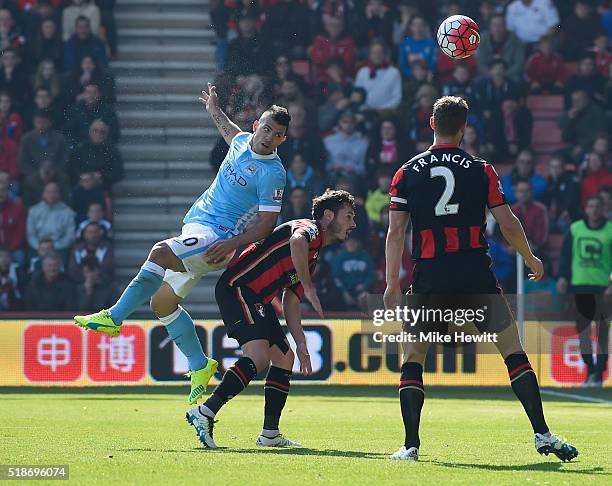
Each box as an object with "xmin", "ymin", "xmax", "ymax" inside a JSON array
[
  {"xmin": 429, "ymin": 143, "xmax": 458, "ymax": 150},
  {"xmin": 247, "ymin": 134, "xmax": 278, "ymax": 160}
]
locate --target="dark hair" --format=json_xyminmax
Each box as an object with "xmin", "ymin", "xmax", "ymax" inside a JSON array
[
  {"xmin": 260, "ymin": 104, "xmax": 291, "ymax": 129},
  {"xmin": 82, "ymin": 256, "xmax": 100, "ymax": 271},
  {"xmin": 599, "ymin": 185, "xmax": 612, "ymax": 196},
  {"xmin": 432, "ymin": 96, "xmax": 468, "ymax": 136},
  {"xmin": 33, "ymin": 109, "xmax": 51, "ymax": 121},
  {"xmin": 75, "ymin": 15, "xmax": 90, "ymax": 25},
  {"xmin": 312, "ymin": 189, "xmax": 355, "ymax": 220}
]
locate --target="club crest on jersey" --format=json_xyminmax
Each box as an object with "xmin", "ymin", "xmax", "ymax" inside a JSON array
[
  {"xmin": 254, "ymin": 303, "xmax": 265, "ymax": 317},
  {"xmin": 246, "ymin": 164, "xmax": 258, "ymax": 175},
  {"xmin": 273, "ymin": 188, "xmax": 284, "ymax": 201}
]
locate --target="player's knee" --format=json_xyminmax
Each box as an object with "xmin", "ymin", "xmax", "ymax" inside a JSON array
[
  {"xmin": 149, "ymin": 242, "xmax": 172, "ymax": 267},
  {"xmin": 276, "ymin": 348, "xmax": 294, "ymax": 369},
  {"xmin": 150, "ymin": 289, "xmax": 180, "ymax": 318}
]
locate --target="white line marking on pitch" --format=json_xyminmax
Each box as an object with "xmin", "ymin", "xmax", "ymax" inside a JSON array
[{"xmin": 541, "ymin": 389, "xmax": 612, "ymax": 405}]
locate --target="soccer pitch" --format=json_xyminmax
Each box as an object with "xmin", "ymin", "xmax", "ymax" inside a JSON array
[{"xmin": 1, "ymin": 386, "xmax": 610, "ymax": 485}]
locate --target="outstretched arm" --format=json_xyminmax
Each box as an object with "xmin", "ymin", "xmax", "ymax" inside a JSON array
[
  {"xmin": 204, "ymin": 211, "xmax": 278, "ymax": 263},
  {"xmin": 282, "ymin": 289, "xmax": 312, "ymax": 375},
  {"xmin": 490, "ymin": 204, "xmax": 544, "ymax": 282},
  {"xmin": 290, "ymin": 233, "xmax": 323, "ymax": 317},
  {"xmin": 199, "ymin": 82, "xmax": 241, "ymax": 145}
]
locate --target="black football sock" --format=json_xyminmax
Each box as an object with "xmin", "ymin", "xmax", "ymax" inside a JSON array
[
  {"xmin": 262, "ymin": 366, "xmax": 292, "ymax": 436},
  {"xmin": 505, "ymin": 353, "xmax": 548, "ymax": 434},
  {"xmin": 200, "ymin": 357, "xmax": 257, "ymax": 417},
  {"xmin": 399, "ymin": 362, "xmax": 425, "ymax": 449}
]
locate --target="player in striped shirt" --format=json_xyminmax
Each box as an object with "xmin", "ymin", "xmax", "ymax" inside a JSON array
[
  {"xmin": 186, "ymin": 189, "xmax": 356, "ymax": 449},
  {"xmin": 384, "ymin": 96, "xmax": 577, "ymax": 462}
]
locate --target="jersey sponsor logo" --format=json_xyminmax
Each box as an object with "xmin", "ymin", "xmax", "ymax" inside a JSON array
[
  {"xmin": 273, "ymin": 188, "xmax": 284, "ymax": 201},
  {"xmin": 254, "ymin": 303, "xmax": 265, "ymax": 317},
  {"xmin": 223, "ymin": 163, "xmax": 247, "ymax": 186},
  {"xmin": 289, "ymin": 272, "xmax": 299, "ymax": 285}
]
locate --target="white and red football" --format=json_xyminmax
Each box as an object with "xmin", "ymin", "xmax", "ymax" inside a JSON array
[{"xmin": 436, "ymin": 15, "xmax": 480, "ymax": 59}]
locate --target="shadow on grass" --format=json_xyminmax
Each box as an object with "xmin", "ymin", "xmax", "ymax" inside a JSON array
[
  {"xmin": 121, "ymin": 447, "xmax": 387, "ymax": 459},
  {"xmin": 1, "ymin": 386, "xmax": 610, "ymax": 404},
  {"xmin": 430, "ymin": 460, "xmax": 608, "ymax": 475}
]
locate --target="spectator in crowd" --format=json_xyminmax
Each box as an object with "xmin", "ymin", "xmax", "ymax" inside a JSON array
[
  {"xmin": 543, "ymin": 154, "xmax": 581, "ymax": 233},
  {"xmin": 365, "ymin": 170, "xmax": 391, "ymax": 223},
  {"xmin": 75, "ymin": 257, "xmax": 119, "ymax": 311},
  {"xmin": 0, "ymin": 127, "xmax": 18, "ymax": 180},
  {"xmin": 63, "ymin": 55, "xmax": 116, "ymax": 108},
  {"xmin": 591, "ymin": 135, "xmax": 610, "ymax": 168},
  {"xmin": 0, "ymin": 247, "xmax": 23, "ymax": 310},
  {"xmin": 225, "ymin": 12, "xmax": 270, "ymax": 77},
  {"xmin": 28, "ymin": 238, "xmax": 57, "ymax": 275},
  {"xmin": 285, "ymin": 152, "xmax": 326, "ymax": 200},
  {"xmin": 24, "ymin": 253, "xmax": 74, "ymax": 311},
  {"xmin": 69, "ymin": 119, "xmax": 123, "ymax": 188},
  {"xmin": 63, "ymin": 0, "xmax": 101, "ymax": 42},
  {"xmin": 354, "ymin": 38, "xmax": 402, "ymax": 111},
  {"xmin": 65, "ymin": 82, "xmax": 119, "ymax": 146},
  {"xmin": 488, "ymin": 228, "xmax": 517, "ymax": 292},
  {"xmin": 0, "ymin": 91, "xmax": 23, "ymax": 144},
  {"xmin": 22, "ymin": 159, "xmax": 71, "ymax": 208},
  {"xmin": 460, "ymin": 124, "xmax": 492, "ymax": 161},
  {"xmin": 32, "ymin": 18, "xmax": 63, "ymax": 66},
  {"xmin": 560, "ymin": 89, "xmax": 608, "ymax": 160},
  {"xmin": 0, "ymin": 178, "xmax": 25, "ymax": 253},
  {"xmin": 277, "ymin": 78, "xmax": 316, "ymax": 130},
  {"xmin": 557, "ymin": 196, "xmax": 611, "ymax": 387},
  {"xmin": 280, "ymin": 186, "xmax": 311, "ymax": 222},
  {"xmin": 277, "ymin": 103, "xmax": 326, "ymax": 171},
  {"xmin": 209, "ymin": 0, "xmax": 231, "ymax": 69},
  {"xmin": 0, "ymin": 51, "xmax": 28, "ymax": 111},
  {"xmin": 580, "ymin": 151, "xmax": 612, "ymax": 208},
  {"xmin": 324, "ymin": 109, "xmax": 368, "ymax": 182},
  {"xmin": 71, "ymin": 171, "xmax": 105, "ymax": 221},
  {"xmin": 406, "ymin": 85, "xmax": 436, "ymax": 150},
  {"xmin": 260, "ymin": 0, "xmax": 311, "ymax": 59},
  {"xmin": 33, "ymin": 59, "xmax": 63, "ymax": 102},
  {"xmin": 309, "ymin": 13, "xmax": 357, "ymax": 84},
  {"xmin": 564, "ymin": 53, "xmax": 607, "ymax": 108},
  {"xmin": 501, "ymin": 149, "xmax": 547, "ymax": 204},
  {"xmin": 311, "ymin": 259, "xmax": 345, "ymax": 311},
  {"xmin": 512, "ymin": 179, "xmax": 549, "ymax": 251},
  {"xmin": 76, "ymin": 201, "xmax": 112, "ymax": 239},
  {"xmin": 19, "ymin": 110, "xmax": 68, "ymax": 182},
  {"xmin": 476, "ymin": 14, "xmax": 525, "ymax": 82},
  {"xmin": 26, "ymin": 181, "xmax": 76, "ymax": 255},
  {"xmin": 525, "ymin": 35, "xmax": 565, "ymax": 94},
  {"xmin": 318, "ymin": 82, "xmax": 349, "ymax": 133},
  {"xmin": 271, "ymin": 54, "xmax": 307, "ymax": 99},
  {"xmin": 392, "ymin": 0, "xmax": 419, "ymax": 46},
  {"xmin": 366, "ymin": 118, "xmax": 410, "ymax": 178},
  {"xmin": 353, "ymin": 0, "xmax": 394, "ymax": 50},
  {"xmin": 599, "ymin": 186, "xmax": 612, "ymax": 221},
  {"xmin": 561, "ymin": 0, "xmax": 606, "ymax": 61},
  {"xmin": 398, "ymin": 15, "xmax": 437, "ymax": 79},
  {"xmin": 441, "ymin": 62, "xmax": 475, "ymax": 101},
  {"xmin": 593, "ymin": 33, "xmax": 611, "ymax": 78},
  {"xmin": 64, "ymin": 15, "xmax": 107, "ymax": 72},
  {"xmin": 401, "ymin": 58, "xmax": 433, "ymax": 109},
  {"xmin": 68, "ymin": 221, "xmax": 113, "ymax": 284},
  {"xmin": 505, "ymin": 0, "xmax": 559, "ymax": 45},
  {"xmin": 606, "ymin": 63, "xmax": 612, "ymax": 114},
  {"xmin": 23, "ymin": 87, "xmax": 63, "ymax": 131},
  {"xmin": 332, "ymin": 234, "xmax": 374, "ymax": 308},
  {"xmin": 0, "ymin": 8, "xmax": 26, "ymax": 58}
]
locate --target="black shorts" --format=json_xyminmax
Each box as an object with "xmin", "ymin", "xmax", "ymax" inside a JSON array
[
  {"xmin": 408, "ymin": 251, "xmax": 512, "ymax": 334},
  {"xmin": 215, "ymin": 279, "xmax": 289, "ymax": 354}
]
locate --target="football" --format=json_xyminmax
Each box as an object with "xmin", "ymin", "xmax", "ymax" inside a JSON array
[{"xmin": 437, "ymin": 15, "xmax": 481, "ymax": 59}]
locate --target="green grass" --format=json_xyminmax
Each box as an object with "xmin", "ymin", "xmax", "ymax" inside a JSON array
[{"xmin": 1, "ymin": 386, "xmax": 610, "ymax": 485}]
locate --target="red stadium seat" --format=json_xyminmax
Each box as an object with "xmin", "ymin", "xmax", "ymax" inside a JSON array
[
  {"xmin": 532, "ymin": 121, "xmax": 562, "ymax": 144},
  {"xmin": 527, "ymin": 95, "xmax": 563, "ymax": 112},
  {"xmin": 561, "ymin": 62, "xmax": 577, "ymax": 82}
]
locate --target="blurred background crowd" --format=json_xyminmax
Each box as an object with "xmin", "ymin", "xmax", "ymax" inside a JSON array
[{"xmin": 1, "ymin": 0, "xmax": 612, "ymax": 312}]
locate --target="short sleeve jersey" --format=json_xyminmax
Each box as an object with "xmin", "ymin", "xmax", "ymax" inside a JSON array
[
  {"xmin": 390, "ymin": 144, "xmax": 506, "ymax": 260},
  {"xmin": 223, "ymin": 219, "xmax": 324, "ymax": 303},
  {"xmin": 183, "ymin": 132, "xmax": 286, "ymax": 235}
]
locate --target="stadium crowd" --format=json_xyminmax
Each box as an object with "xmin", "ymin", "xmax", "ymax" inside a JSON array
[
  {"xmin": 1, "ymin": 0, "xmax": 612, "ymax": 313},
  {"xmin": 0, "ymin": 0, "xmax": 121, "ymax": 312},
  {"xmin": 208, "ymin": 0, "xmax": 612, "ymax": 311}
]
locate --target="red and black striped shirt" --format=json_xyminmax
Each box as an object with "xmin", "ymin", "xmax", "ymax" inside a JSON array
[
  {"xmin": 389, "ymin": 145, "xmax": 506, "ymax": 260},
  {"xmin": 223, "ymin": 219, "xmax": 324, "ymax": 303}
]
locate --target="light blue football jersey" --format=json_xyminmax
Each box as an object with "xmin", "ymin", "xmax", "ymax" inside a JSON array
[{"xmin": 183, "ymin": 132, "xmax": 286, "ymax": 235}]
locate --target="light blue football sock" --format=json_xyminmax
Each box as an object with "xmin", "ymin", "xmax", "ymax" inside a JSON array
[
  {"xmin": 109, "ymin": 261, "xmax": 165, "ymax": 324},
  {"xmin": 161, "ymin": 306, "xmax": 208, "ymax": 371}
]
